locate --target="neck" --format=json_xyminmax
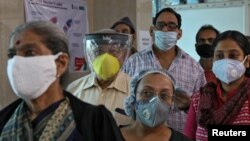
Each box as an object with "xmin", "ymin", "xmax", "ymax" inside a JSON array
[
  {"xmin": 97, "ymin": 77, "xmax": 115, "ymax": 89},
  {"xmin": 132, "ymin": 121, "xmax": 168, "ymax": 137},
  {"xmin": 25, "ymin": 80, "xmax": 64, "ymax": 119},
  {"xmin": 200, "ymin": 58, "xmax": 213, "ymax": 70},
  {"xmin": 153, "ymin": 45, "xmax": 177, "ymax": 69},
  {"xmin": 221, "ymin": 76, "xmax": 246, "ymax": 95}
]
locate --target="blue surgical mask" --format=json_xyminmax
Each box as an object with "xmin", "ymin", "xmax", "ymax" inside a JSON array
[
  {"xmin": 154, "ymin": 31, "xmax": 177, "ymax": 51},
  {"xmin": 135, "ymin": 97, "xmax": 170, "ymax": 127},
  {"xmin": 212, "ymin": 57, "xmax": 247, "ymax": 84}
]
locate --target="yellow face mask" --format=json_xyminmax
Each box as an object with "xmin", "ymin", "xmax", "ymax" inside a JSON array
[{"xmin": 93, "ymin": 53, "xmax": 120, "ymax": 80}]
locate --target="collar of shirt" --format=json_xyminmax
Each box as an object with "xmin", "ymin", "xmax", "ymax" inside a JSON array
[
  {"xmin": 82, "ymin": 72, "xmax": 129, "ymax": 94},
  {"xmin": 148, "ymin": 46, "xmax": 185, "ymax": 68}
]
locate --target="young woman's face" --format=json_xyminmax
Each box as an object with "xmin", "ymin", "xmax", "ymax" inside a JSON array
[{"xmin": 213, "ymin": 38, "xmax": 245, "ymax": 62}]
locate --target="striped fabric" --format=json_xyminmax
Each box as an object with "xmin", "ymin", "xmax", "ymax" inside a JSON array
[
  {"xmin": 0, "ymin": 99, "xmax": 76, "ymax": 141},
  {"xmin": 192, "ymin": 92, "xmax": 250, "ymax": 141}
]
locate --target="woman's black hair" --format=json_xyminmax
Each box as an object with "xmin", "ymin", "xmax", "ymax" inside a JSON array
[{"xmin": 211, "ymin": 30, "xmax": 250, "ymax": 77}]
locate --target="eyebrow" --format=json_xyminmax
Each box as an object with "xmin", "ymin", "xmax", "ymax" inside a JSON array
[
  {"xmin": 199, "ymin": 37, "xmax": 215, "ymax": 40},
  {"xmin": 215, "ymin": 49, "xmax": 241, "ymax": 53},
  {"xmin": 141, "ymin": 85, "xmax": 172, "ymax": 91},
  {"xmin": 15, "ymin": 43, "xmax": 40, "ymax": 52},
  {"xmin": 156, "ymin": 21, "xmax": 177, "ymax": 25}
]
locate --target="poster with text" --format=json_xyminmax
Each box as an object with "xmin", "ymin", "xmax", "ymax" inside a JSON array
[
  {"xmin": 24, "ymin": 0, "xmax": 89, "ymax": 72},
  {"xmin": 138, "ymin": 30, "xmax": 152, "ymax": 51}
]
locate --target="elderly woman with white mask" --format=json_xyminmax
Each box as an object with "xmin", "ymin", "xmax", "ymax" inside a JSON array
[
  {"xmin": 121, "ymin": 69, "xmax": 192, "ymax": 141},
  {"xmin": 0, "ymin": 21, "xmax": 124, "ymax": 141}
]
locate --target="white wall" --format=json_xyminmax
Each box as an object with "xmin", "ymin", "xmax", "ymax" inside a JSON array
[{"xmin": 169, "ymin": 0, "xmax": 250, "ymax": 60}]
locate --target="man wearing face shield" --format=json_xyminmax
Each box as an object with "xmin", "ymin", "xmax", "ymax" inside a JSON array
[
  {"xmin": 67, "ymin": 29, "xmax": 132, "ymax": 126},
  {"xmin": 195, "ymin": 25, "xmax": 219, "ymax": 84}
]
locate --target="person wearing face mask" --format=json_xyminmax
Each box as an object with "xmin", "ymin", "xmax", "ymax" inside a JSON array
[
  {"xmin": 111, "ymin": 16, "xmax": 137, "ymax": 56},
  {"xmin": 121, "ymin": 69, "xmax": 192, "ymax": 141},
  {"xmin": 184, "ymin": 30, "xmax": 250, "ymax": 141},
  {"xmin": 0, "ymin": 21, "xmax": 125, "ymax": 141},
  {"xmin": 67, "ymin": 29, "xmax": 132, "ymax": 126},
  {"xmin": 195, "ymin": 25, "xmax": 220, "ymax": 84},
  {"xmin": 122, "ymin": 7, "xmax": 206, "ymax": 133}
]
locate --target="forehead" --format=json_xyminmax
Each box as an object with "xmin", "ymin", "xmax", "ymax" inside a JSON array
[
  {"xmin": 198, "ymin": 29, "xmax": 217, "ymax": 39},
  {"xmin": 13, "ymin": 30, "xmax": 50, "ymax": 51},
  {"xmin": 156, "ymin": 12, "xmax": 178, "ymax": 24},
  {"xmin": 113, "ymin": 24, "xmax": 130, "ymax": 30},
  {"xmin": 214, "ymin": 38, "xmax": 243, "ymax": 53},
  {"xmin": 138, "ymin": 73, "xmax": 173, "ymax": 89}
]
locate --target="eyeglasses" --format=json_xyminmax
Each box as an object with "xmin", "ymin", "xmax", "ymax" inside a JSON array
[
  {"xmin": 137, "ymin": 89, "xmax": 174, "ymax": 101},
  {"xmin": 155, "ymin": 22, "xmax": 178, "ymax": 31},
  {"xmin": 93, "ymin": 44, "xmax": 128, "ymax": 59}
]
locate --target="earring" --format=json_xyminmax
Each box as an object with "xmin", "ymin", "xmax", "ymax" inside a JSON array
[{"xmin": 57, "ymin": 74, "xmax": 60, "ymax": 78}]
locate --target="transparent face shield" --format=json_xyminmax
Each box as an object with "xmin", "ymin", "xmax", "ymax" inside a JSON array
[{"xmin": 84, "ymin": 33, "xmax": 132, "ymax": 72}]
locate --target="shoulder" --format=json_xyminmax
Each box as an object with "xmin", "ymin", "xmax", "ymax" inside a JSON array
[
  {"xmin": 67, "ymin": 73, "xmax": 93, "ymax": 86},
  {"xmin": 177, "ymin": 48, "xmax": 203, "ymax": 72},
  {"xmin": 126, "ymin": 48, "xmax": 152, "ymax": 62},
  {"xmin": 66, "ymin": 90, "xmax": 113, "ymax": 119},
  {"xmin": 66, "ymin": 73, "xmax": 94, "ymax": 91},
  {"xmin": 0, "ymin": 99, "xmax": 23, "ymax": 133},
  {"xmin": 118, "ymin": 72, "xmax": 131, "ymax": 81},
  {"xmin": 0, "ymin": 99, "xmax": 22, "ymax": 118}
]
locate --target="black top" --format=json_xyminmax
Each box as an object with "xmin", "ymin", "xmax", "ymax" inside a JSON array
[{"xmin": 120, "ymin": 125, "xmax": 193, "ymax": 141}]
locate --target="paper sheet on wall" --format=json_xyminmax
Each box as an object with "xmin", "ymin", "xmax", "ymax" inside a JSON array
[
  {"xmin": 24, "ymin": 0, "xmax": 88, "ymax": 72},
  {"xmin": 137, "ymin": 30, "xmax": 152, "ymax": 51}
]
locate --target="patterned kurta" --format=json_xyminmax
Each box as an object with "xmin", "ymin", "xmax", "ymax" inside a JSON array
[{"xmin": 186, "ymin": 92, "xmax": 250, "ymax": 141}]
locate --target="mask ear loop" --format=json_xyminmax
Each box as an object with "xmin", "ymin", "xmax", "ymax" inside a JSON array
[
  {"xmin": 239, "ymin": 54, "xmax": 250, "ymax": 65},
  {"xmin": 54, "ymin": 52, "xmax": 63, "ymax": 59},
  {"xmin": 54, "ymin": 52, "xmax": 64, "ymax": 78}
]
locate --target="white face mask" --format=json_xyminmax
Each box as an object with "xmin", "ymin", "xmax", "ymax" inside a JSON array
[
  {"xmin": 154, "ymin": 31, "xmax": 177, "ymax": 51},
  {"xmin": 7, "ymin": 53, "xmax": 62, "ymax": 100},
  {"xmin": 212, "ymin": 57, "xmax": 247, "ymax": 84}
]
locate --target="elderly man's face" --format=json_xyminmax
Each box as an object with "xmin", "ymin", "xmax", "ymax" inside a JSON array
[
  {"xmin": 93, "ymin": 43, "xmax": 128, "ymax": 65},
  {"xmin": 136, "ymin": 73, "xmax": 174, "ymax": 105}
]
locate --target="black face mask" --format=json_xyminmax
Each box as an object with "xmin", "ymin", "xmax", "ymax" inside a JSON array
[{"xmin": 195, "ymin": 43, "xmax": 213, "ymax": 58}]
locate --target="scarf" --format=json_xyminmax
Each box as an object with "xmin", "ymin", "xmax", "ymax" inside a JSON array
[
  {"xmin": 198, "ymin": 78, "xmax": 250, "ymax": 128},
  {"xmin": 0, "ymin": 98, "xmax": 75, "ymax": 141}
]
